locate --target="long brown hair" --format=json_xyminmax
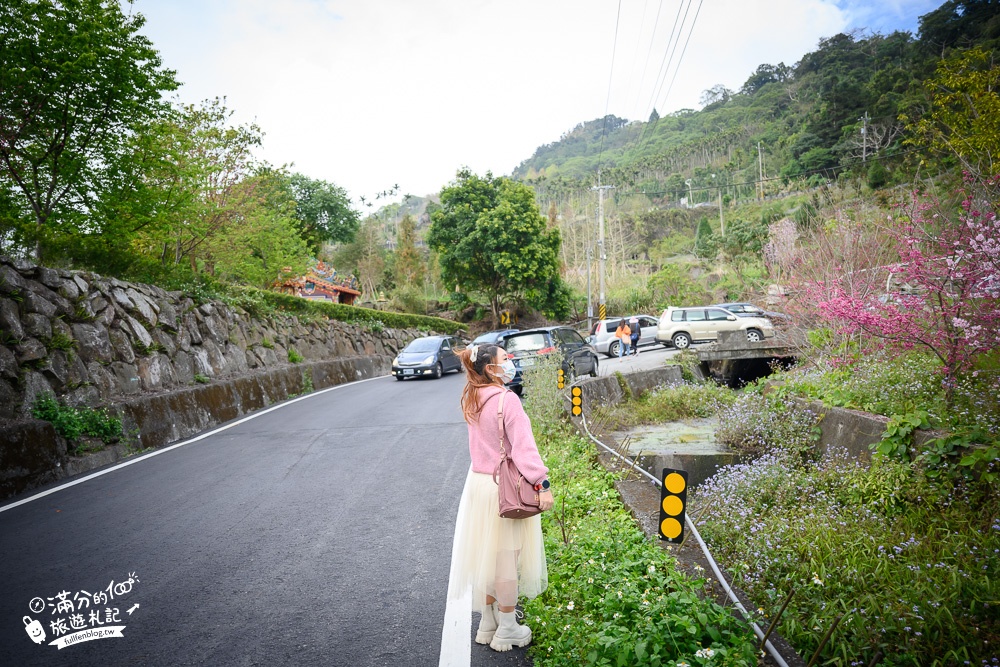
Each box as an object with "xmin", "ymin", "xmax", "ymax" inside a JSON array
[{"xmin": 459, "ymin": 344, "xmax": 504, "ymax": 424}]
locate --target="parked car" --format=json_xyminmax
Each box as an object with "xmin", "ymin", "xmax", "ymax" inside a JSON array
[
  {"xmin": 392, "ymin": 335, "xmax": 462, "ymax": 380},
  {"xmin": 712, "ymin": 302, "xmax": 790, "ymax": 322},
  {"xmin": 501, "ymin": 326, "xmax": 599, "ymax": 395},
  {"xmin": 588, "ymin": 315, "xmax": 659, "ymax": 357},
  {"xmin": 655, "ymin": 306, "xmax": 775, "ymax": 349},
  {"xmin": 471, "ymin": 328, "xmax": 520, "ymax": 346}
]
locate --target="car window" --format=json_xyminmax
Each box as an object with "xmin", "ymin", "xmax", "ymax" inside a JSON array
[
  {"xmin": 403, "ymin": 338, "xmax": 440, "ymax": 353},
  {"xmin": 504, "ymin": 333, "xmax": 548, "ymax": 352},
  {"xmin": 686, "ymin": 309, "xmax": 706, "ymax": 322},
  {"xmin": 472, "ymin": 333, "xmax": 495, "ymax": 345},
  {"xmin": 670, "ymin": 310, "xmax": 685, "ymax": 322},
  {"xmin": 441, "ymin": 339, "xmax": 452, "ymax": 350},
  {"xmin": 604, "ymin": 321, "xmax": 617, "ymax": 334},
  {"xmin": 562, "ymin": 329, "xmax": 585, "ymax": 345},
  {"xmin": 640, "ymin": 316, "xmax": 657, "ymax": 327},
  {"xmin": 707, "ymin": 309, "xmax": 730, "ymax": 321}
]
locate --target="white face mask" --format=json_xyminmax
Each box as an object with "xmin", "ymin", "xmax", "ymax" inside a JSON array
[{"xmin": 493, "ymin": 359, "xmax": 516, "ymax": 383}]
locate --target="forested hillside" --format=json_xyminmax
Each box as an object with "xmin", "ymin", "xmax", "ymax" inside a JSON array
[{"xmin": 514, "ymin": 0, "xmax": 1000, "ymax": 204}]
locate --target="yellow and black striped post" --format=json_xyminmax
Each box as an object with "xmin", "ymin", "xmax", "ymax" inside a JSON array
[
  {"xmin": 658, "ymin": 468, "xmax": 688, "ymax": 543},
  {"xmin": 598, "ymin": 303, "xmax": 606, "ymax": 321},
  {"xmin": 570, "ymin": 386, "xmax": 583, "ymax": 417}
]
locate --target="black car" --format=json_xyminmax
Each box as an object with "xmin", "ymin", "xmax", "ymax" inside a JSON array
[
  {"xmin": 501, "ymin": 326, "xmax": 599, "ymax": 394},
  {"xmin": 471, "ymin": 328, "xmax": 520, "ymax": 346},
  {"xmin": 392, "ymin": 335, "xmax": 462, "ymax": 380}
]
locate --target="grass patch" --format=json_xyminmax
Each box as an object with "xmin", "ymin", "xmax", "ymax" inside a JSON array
[
  {"xmin": 193, "ymin": 373, "xmax": 210, "ymax": 384},
  {"xmin": 287, "ymin": 347, "xmax": 304, "ymax": 364},
  {"xmin": 591, "ymin": 382, "xmax": 735, "ymax": 431}
]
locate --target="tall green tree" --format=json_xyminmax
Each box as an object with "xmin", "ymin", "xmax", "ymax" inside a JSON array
[
  {"xmin": 285, "ymin": 173, "xmax": 360, "ymax": 254},
  {"xmin": 0, "ymin": 0, "xmax": 177, "ymax": 259},
  {"xmin": 393, "ymin": 214, "xmax": 424, "ymax": 286},
  {"xmin": 428, "ymin": 169, "xmax": 566, "ymax": 324},
  {"xmin": 906, "ymin": 46, "xmax": 1000, "ymax": 178}
]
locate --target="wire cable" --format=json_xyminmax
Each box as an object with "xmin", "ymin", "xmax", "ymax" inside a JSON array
[
  {"xmin": 596, "ymin": 0, "xmax": 624, "ymax": 183},
  {"xmin": 655, "ymin": 0, "xmax": 704, "ymax": 116}
]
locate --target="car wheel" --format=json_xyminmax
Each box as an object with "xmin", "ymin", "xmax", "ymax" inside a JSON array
[
  {"xmin": 589, "ymin": 355, "xmax": 599, "ymax": 377},
  {"xmin": 672, "ymin": 332, "xmax": 691, "ymax": 349},
  {"xmin": 608, "ymin": 340, "xmax": 620, "ymax": 358},
  {"xmin": 433, "ymin": 362, "xmax": 443, "ymax": 379},
  {"xmin": 746, "ymin": 329, "xmax": 763, "ymax": 343}
]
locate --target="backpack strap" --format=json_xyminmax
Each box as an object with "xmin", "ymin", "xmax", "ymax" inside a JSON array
[{"xmin": 496, "ymin": 389, "xmax": 509, "ymax": 460}]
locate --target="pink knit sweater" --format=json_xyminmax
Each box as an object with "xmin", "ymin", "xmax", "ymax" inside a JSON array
[{"xmin": 467, "ymin": 386, "xmax": 549, "ymax": 485}]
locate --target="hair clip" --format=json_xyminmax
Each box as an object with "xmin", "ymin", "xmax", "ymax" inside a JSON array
[{"xmin": 469, "ymin": 345, "xmax": 479, "ymax": 362}]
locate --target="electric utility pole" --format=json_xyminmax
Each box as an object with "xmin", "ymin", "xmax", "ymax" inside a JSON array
[
  {"xmin": 757, "ymin": 141, "xmax": 764, "ymax": 201},
  {"xmin": 860, "ymin": 111, "xmax": 869, "ymax": 163},
  {"xmin": 592, "ymin": 176, "xmax": 614, "ymax": 322}
]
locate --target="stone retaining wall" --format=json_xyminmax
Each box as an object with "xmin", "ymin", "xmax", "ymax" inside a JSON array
[{"xmin": 0, "ymin": 257, "xmax": 453, "ymax": 500}]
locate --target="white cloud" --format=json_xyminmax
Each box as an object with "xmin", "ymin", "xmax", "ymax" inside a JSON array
[{"xmin": 134, "ymin": 0, "xmax": 926, "ymax": 205}]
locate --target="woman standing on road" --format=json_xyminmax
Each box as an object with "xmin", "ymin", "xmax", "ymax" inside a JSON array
[{"xmin": 447, "ymin": 343, "xmax": 553, "ymax": 652}]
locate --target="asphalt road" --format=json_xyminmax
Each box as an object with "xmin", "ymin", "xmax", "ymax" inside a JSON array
[
  {"xmin": 595, "ymin": 339, "xmax": 680, "ymax": 375},
  {"xmin": 0, "ymin": 370, "xmax": 522, "ymax": 667}
]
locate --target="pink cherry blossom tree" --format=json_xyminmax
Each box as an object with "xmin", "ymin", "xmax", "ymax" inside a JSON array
[{"xmin": 807, "ymin": 177, "xmax": 1000, "ymax": 404}]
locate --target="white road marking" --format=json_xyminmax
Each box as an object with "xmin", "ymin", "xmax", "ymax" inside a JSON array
[
  {"xmin": 0, "ymin": 374, "xmax": 388, "ymax": 513},
  {"xmin": 438, "ymin": 584, "xmax": 471, "ymax": 667}
]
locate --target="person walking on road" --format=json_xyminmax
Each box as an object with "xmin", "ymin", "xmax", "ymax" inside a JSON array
[
  {"xmin": 629, "ymin": 317, "xmax": 641, "ymax": 356},
  {"xmin": 614, "ymin": 319, "xmax": 631, "ymax": 360},
  {"xmin": 447, "ymin": 343, "xmax": 553, "ymax": 652}
]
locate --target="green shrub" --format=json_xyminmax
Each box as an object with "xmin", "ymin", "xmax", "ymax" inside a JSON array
[
  {"xmin": 32, "ymin": 393, "xmax": 122, "ymax": 450},
  {"xmin": 287, "ymin": 347, "xmax": 304, "ymax": 364},
  {"xmin": 522, "ymin": 422, "xmax": 758, "ymax": 666},
  {"xmin": 518, "ymin": 353, "xmax": 567, "ymax": 437},
  {"xmin": 194, "ymin": 373, "xmax": 210, "ymax": 384}
]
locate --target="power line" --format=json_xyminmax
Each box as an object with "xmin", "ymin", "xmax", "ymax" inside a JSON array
[
  {"xmin": 655, "ymin": 0, "xmax": 703, "ymax": 116},
  {"xmin": 637, "ymin": 0, "xmax": 689, "ymax": 146},
  {"xmin": 596, "ymin": 0, "xmax": 624, "ymax": 181}
]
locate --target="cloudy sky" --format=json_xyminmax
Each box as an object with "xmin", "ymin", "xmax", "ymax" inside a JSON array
[{"xmin": 133, "ymin": 0, "xmax": 942, "ymax": 207}]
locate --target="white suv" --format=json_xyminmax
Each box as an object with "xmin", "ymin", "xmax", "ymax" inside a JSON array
[
  {"xmin": 655, "ymin": 306, "xmax": 774, "ymax": 349},
  {"xmin": 588, "ymin": 315, "xmax": 659, "ymax": 357}
]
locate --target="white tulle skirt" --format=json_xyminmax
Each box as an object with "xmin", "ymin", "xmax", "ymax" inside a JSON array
[{"xmin": 447, "ymin": 468, "xmax": 548, "ymax": 614}]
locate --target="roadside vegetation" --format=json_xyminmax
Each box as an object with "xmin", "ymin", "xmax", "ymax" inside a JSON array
[
  {"xmin": 518, "ymin": 357, "xmax": 759, "ymax": 666},
  {"xmin": 588, "ymin": 321, "xmax": 1000, "ymax": 666}
]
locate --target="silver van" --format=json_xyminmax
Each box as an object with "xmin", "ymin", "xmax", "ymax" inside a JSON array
[{"xmin": 587, "ymin": 315, "xmax": 659, "ymax": 357}]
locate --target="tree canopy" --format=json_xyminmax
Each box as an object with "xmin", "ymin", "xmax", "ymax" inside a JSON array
[
  {"xmin": 0, "ymin": 0, "xmax": 178, "ymax": 259},
  {"xmin": 428, "ymin": 169, "xmax": 567, "ymax": 323}
]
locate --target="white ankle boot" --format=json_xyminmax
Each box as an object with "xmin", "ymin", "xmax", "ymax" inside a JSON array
[
  {"xmin": 489, "ymin": 610, "xmax": 531, "ymax": 652},
  {"xmin": 474, "ymin": 602, "xmax": 499, "ymax": 644}
]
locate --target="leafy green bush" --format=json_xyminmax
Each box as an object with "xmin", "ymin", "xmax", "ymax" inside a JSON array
[
  {"xmin": 287, "ymin": 347, "xmax": 304, "ymax": 363},
  {"xmin": 519, "ymin": 352, "xmax": 568, "ymax": 437},
  {"xmin": 32, "ymin": 394, "xmax": 122, "ymax": 450},
  {"xmin": 696, "ymin": 448, "xmax": 1000, "ymax": 666}
]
